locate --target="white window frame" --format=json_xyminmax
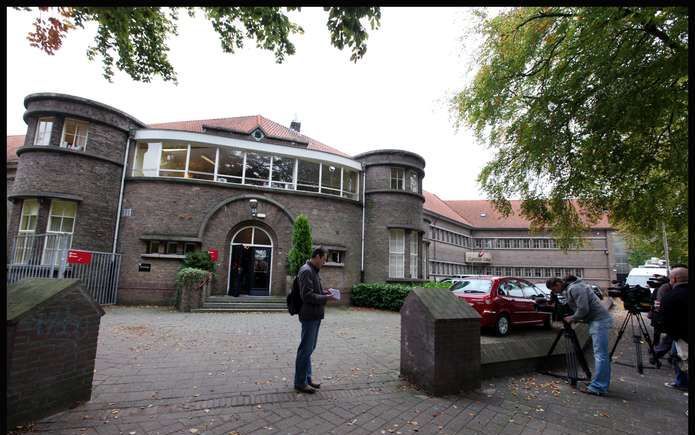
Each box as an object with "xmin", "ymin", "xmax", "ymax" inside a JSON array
[
  {"xmin": 409, "ymin": 232, "xmax": 419, "ymax": 279},
  {"xmin": 42, "ymin": 200, "xmax": 77, "ymax": 266},
  {"xmin": 389, "ymin": 229, "xmax": 405, "ymax": 278},
  {"xmin": 15, "ymin": 199, "xmax": 40, "ymax": 264},
  {"xmin": 60, "ymin": 118, "xmax": 89, "ymax": 151},
  {"xmin": 34, "ymin": 117, "xmax": 54, "ymax": 146},
  {"xmin": 390, "ymin": 167, "xmax": 404, "ymax": 190}
]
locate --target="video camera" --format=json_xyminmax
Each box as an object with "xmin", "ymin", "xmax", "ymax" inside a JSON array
[
  {"xmin": 607, "ymin": 281, "xmax": 652, "ymax": 313},
  {"xmin": 645, "ymin": 274, "xmax": 668, "ymax": 289},
  {"xmin": 534, "ymin": 292, "xmax": 573, "ymax": 322}
]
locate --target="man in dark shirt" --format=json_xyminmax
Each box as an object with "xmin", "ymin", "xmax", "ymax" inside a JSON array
[
  {"xmin": 661, "ymin": 266, "xmax": 688, "ymax": 391},
  {"xmin": 293, "ymin": 247, "xmax": 335, "ymax": 394}
]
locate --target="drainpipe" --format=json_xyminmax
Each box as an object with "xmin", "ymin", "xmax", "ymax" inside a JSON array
[
  {"xmin": 360, "ymin": 168, "xmax": 366, "ymax": 282},
  {"xmin": 112, "ymin": 135, "xmax": 132, "ymax": 255}
]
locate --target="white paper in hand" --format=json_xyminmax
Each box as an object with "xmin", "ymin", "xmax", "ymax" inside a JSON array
[{"xmin": 329, "ymin": 288, "xmax": 341, "ymax": 301}]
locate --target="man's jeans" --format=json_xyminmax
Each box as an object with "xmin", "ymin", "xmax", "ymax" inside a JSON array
[
  {"xmin": 587, "ymin": 317, "xmax": 613, "ymax": 393},
  {"xmin": 294, "ymin": 319, "xmax": 321, "ymax": 387},
  {"xmin": 672, "ymin": 341, "xmax": 689, "ymax": 388}
]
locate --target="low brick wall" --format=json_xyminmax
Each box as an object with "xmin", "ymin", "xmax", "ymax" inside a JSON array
[{"xmin": 7, "ymin": 279, "xmax": 104, "ymax": 430}]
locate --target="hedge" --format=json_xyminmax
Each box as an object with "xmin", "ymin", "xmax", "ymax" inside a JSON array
[{"xmin": 351, "ymin": 281, "xmax": 452, "ymax": 311}]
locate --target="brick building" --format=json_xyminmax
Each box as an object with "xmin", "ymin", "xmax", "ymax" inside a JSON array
[{"xmin": 6, "ymin": 93, "xmax": 620, "ymax": 305}]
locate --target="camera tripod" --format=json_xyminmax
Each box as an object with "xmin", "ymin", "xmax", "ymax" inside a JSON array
[
  {"xmin": 540, "ymin": 321, "xmax": 592, "ymax": 386},
  {"xmin": 609, "ymin": 309, "xmax": 660, "ymax": 373}
]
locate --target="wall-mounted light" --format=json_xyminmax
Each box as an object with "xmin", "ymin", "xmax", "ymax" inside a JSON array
[
  {"xmin": 257, "ymin": 213, "xmax": 266, "ymax": 219},
  {"xmin": 249, "ymin": 198, "xmax": 258, "ymax": 217}
]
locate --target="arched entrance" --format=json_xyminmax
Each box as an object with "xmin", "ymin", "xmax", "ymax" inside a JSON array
[{"xmin": 227, "ymin": 226, "xmax": 273, "ymax": 296}]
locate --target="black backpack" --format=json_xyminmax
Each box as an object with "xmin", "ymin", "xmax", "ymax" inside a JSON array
[{"xmin": 287, "ymin": 275, "xmax": 302, "ymax": 315}]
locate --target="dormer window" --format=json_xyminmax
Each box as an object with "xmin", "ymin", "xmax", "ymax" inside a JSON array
[
  {"xmin": 61, "ymin": 118, "xmax": 89, "ymax": 151},
  {"xmin": 252, "ymin": 128, "xmax": 265, "ymax": 141}
]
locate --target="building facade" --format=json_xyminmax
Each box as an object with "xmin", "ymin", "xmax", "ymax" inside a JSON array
[{"xmin": 6, "ymin": 93, "xmax": 618, "ymax": 305}]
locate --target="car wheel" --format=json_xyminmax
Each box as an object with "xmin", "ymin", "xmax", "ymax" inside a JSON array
[{"xmin": 495, "ymin": 315, "xmax": 510, "ymax": 337}]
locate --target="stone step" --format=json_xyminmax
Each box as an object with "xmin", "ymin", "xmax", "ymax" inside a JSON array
[
  {"xmin": 206, "ymin": 295, "xmax": 286, "ymax": 302},
  {"xmin": 191, "ymin": 307, "xmax": 288, "ymax": 313},
  {"xmin": 202, "ymin": 302, "xmax": 286, "ymax": 309}
]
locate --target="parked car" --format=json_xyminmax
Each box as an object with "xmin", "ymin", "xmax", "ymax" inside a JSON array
[{"xmin": 451, "ymin": 276, "xmax": 551, "ymax": 336}]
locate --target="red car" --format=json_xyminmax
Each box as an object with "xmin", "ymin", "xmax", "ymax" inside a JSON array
[{"xmin": 451, "ymin": 276, "xmax": 552, "ymax": 336}]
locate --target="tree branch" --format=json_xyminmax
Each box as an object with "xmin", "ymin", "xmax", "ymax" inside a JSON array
[{"xmin": 515, "ymin": 12, "xmax": 575, "ymax": 31}]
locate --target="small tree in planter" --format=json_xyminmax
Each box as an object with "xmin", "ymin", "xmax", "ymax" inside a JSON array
[
  {"xmin": 175, "ymin": 251, "xmax": 215, "ymax": 311},
  {"xmin": 288, "ymin": 214, "xmax": 313, "ymax": 277}
]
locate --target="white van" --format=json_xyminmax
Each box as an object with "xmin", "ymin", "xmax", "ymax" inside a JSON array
[{"xmin": 625, "ymin": 266, "xmax": 669, "ymax": 290}]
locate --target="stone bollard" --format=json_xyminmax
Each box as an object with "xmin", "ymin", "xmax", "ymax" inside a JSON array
[
  {"xmin": 6, "ymin": 279, "xmax": 105, "ymax": 430},
  {"xmin": 400, "ymin": 287, "xmax": 481, "ymax": 396}
]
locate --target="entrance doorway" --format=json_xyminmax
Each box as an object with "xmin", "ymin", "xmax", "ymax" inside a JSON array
[{"xmin": 228, "ymin": 226, "xmax": 273, "ymax": 296}]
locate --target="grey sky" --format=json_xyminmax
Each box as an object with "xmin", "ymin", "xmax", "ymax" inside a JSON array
[{"xmin": 6, "ymin": 7, "xmax": 496, "ymax": 200}]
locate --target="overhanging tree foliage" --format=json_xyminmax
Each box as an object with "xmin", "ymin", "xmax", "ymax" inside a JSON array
[
  {"xmin": 452, "ymin": 7, "xmax": 688, "ymax": 253},
  {"xmin": 17, "ymin": 6, "xmax": 381, "ymax": 83}
]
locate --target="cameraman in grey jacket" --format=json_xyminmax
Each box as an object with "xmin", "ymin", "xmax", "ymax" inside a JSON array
[{"xmin": 547, "ymin": 275, "xmax": 613, "ymax": 396}]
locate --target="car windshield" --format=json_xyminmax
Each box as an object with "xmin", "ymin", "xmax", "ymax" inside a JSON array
[
  {"xmin": 626, "ymin": 275, "xmax": 650, "ymax": 287},
  {"xmin": 451, "ymin": 279, "xmax": 492, "ymax": 294}
]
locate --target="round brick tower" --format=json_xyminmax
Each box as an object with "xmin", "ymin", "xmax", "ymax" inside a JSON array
[
  {"xmin": 354, "ymin": 149, "xmax": 426, "ymax": 283},
  {"xmin": 9, "ymin": 93, "xmax": 145, "ymax": 253}
]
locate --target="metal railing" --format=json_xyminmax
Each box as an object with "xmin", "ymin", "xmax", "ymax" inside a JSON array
[{"xmin": 7, "ymin": 233, "xmax": 121, "ymax": 305}]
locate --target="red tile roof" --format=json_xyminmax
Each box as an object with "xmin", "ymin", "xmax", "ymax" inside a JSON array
[
  {"xmin": 149, "ymin": 115, "xmax": 350, "ymax": 157},
  {"xmin": 7, "ymin": 135, "xmax": 25, "ymax": 162},
  {"xmin": 423, "ymin": 190, "xmax": 473, "ymax": 226},
  {"xmin": 445, "ymin": 199, "xmax": 611, "ymax": 229}
]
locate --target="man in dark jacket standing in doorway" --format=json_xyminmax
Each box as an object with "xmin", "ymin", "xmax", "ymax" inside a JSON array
[{"xmin": 294, "ymin": 247, "xmax": 334, "ymax": 394}]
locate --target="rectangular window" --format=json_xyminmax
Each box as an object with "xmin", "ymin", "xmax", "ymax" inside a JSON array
[
  {"xmin": 244, "ymin": 152, "xmax": 271, "ymax": 186},
  {"xmin": 14, "ymin": 199, "xmax": 40, "ymax": 264},
  {"xmin": 389, "ymin": 229, "xmax": 405, "ymax": 278},
  {"xmin": 327, "ymin": 249, "xmax": 345, "ymax": 265},
  {"xmin": 217, "ymin": 148, "xmax": 245, "ymax": 183},
  {"xmin": 61, "ymin": 118, "xmax": 89, "ymax": 150},
  {"xmin": 542, "ymin": 239, "xmax": 551, "ymax": 249},
  {"xmin": 271, "ymin": 156, "xmax": 295, "ymax": 189},
  {"xmin": 410, "ymin": 232, "xmax": 419, "ymax": 279},
  {"xmin": 133, "ymin": 142, "xmax": 161, "ymax": 176},
  {"xmin": 34, "ymin": 118, "xmax": 54, "ymax": 146},
  {"xmin": 297, "ymin": 159, "xmax": 320, "ymax": 192},
  {"xmin": 187, "ymin": 145, "xmax": 216, "ymax": 181},
  {"xmin": 390, "ymin": 168, "xmax": 404, "ymax": 190},
  {"xmin": 321, "ymin": 164, "xmax": 341, "ymax": 196},
  {"xmin": 184, "ymin": 243, "xmax": 198, "ymax": 254},
  {"xmin": 497, "ymin": 239, "xmax": 505, "ymax": 249},
  {"xmin": 147, "ymin": 241, "xmax": 160, "ymax": 254},
  {"xmin": 42, "ymin": 200, "xmax": 77, "ymax": 266},
  {"xmin": 160, "ymin": 143, "xmax": 188, "ymax": 177},
  {"xmin": 166, "ymin": 242, "xmax": 178, "ymax": 255}
]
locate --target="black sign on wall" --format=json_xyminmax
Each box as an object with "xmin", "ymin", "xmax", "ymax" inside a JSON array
[{"xmin": 138, "ymin": 263, "xmax": 151, "ymax": 272}]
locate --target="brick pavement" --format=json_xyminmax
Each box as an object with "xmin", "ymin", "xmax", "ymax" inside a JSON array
[{"xmin": 9, "ymin": 306, "xmax": 689, "ymax": 435}]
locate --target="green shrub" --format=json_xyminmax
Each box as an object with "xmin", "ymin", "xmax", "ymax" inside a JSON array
[
  {"xmin": 175, "ymin": 267, "xmax": 210, "ymax": 307},
  {"xmin": 182, "ymin": 251, "xmax": 216, "ymax": 272},
  {"xmin": 351, "ymin": 283, "xmax": 413, "ymax": 311},
  {"xmin": 288, "ymin": 214, "xmax": 313, "ymax": 276},
  {"xmin": 421, "ymin": 280, "xmax": 452, "ymax": 289}
]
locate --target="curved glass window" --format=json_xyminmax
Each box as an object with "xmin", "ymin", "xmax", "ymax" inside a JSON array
[
  {"xmin": 271, "ymin": 156, "xmax": 294, "ymax": 189},
  {"xmin": 132, "ymin": 140, "xmax": 359, "ymax": 200},
  {"xmin": 297, "ymin": 160, "xmax": 320, "ymax": 192},
  {"xmin": 232, "ymin": 226, "xmax": 272, "ymax": 246},
  {"xmin": 245, "ymin": 152, "xmax": 270, "ymax": 186},
  {"xmin": 321, "ymin": 165, "xmax": 341, "ymax": 196},
  {"xmin": 188, "ymin": 145, "xmax": 216, "ymax": 180},
  {"xmin": 160, "ymin": 143, "xmax": 187, "ymax": 177},
  {"xmin": 218, "ymin": 148, "xmax": 244, "ymax": 183}
]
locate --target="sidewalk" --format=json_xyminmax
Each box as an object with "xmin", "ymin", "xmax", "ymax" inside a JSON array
[{"xmin": 9, "ymin": 306, "xmax": 689, "ymax": 434}]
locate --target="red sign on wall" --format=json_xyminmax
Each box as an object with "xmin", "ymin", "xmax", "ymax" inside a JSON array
[
  {"xmin": 208, "ymin": 248, "xmax": 219, "ymax": 262},
  {"xmin": 67, "ymin": 250, "xmax": 92, "ymax": 265}
]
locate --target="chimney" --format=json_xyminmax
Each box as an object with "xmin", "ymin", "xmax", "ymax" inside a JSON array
[{"xmin": 290, "ymin": 113, "xmax": 301, "ymax": 132}]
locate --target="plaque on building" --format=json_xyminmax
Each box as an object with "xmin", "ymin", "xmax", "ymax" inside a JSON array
[{"xmin": 465, "ymin": 251, "xmax": 492, "ymax": 264}]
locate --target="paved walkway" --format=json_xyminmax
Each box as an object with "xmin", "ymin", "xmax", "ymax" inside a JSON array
[{"xmin": 11, "ymin": 306, "xmax": 689, "ymax": 435}]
